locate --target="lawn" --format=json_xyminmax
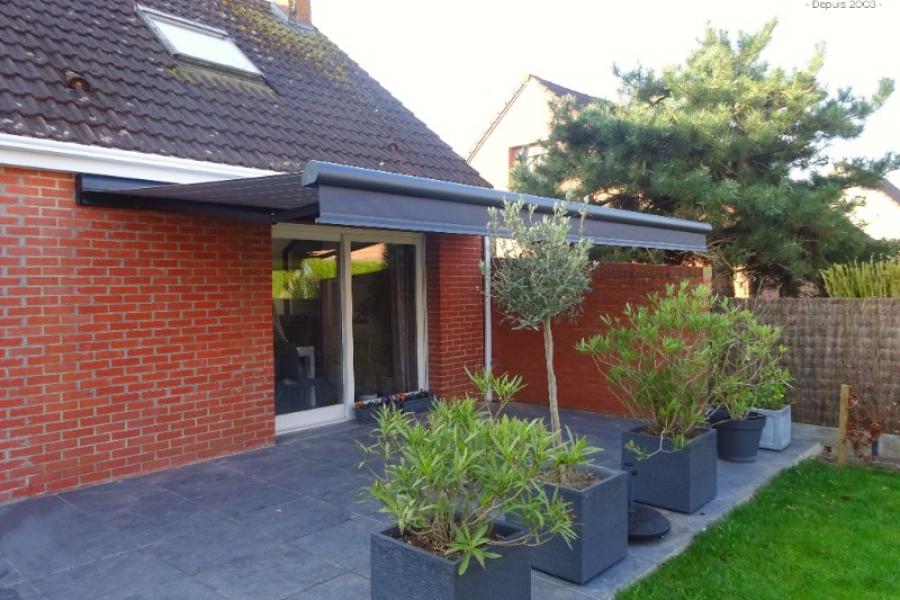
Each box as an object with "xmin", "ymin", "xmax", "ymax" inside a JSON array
[{"xmin": 618, "ymin": 460, "xmax": 900, "ymax": 599}]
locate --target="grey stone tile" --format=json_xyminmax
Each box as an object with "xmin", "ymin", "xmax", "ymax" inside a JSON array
[
  {"xmin": 192, "ymin": 481, "xmax": 299, "ymax": 519},
  {"xmin": 32, "ymin": 551, "xmax": 183, "ymax": 600},
  {"xmin": 306, "ymin": 473, "xmax": 374, "ymax": 511},
  {"xmin": 289, "ymin": 516, "xmax": 381, "ymax": 570},
  {"xmin": 532, "ymin": 573, "xmax": 599, "ymax": 599},
  {"xmin": 579, "ymin": 552, "xmax": 655, "ymax": 596},
  {"xmin": 214, "ymin": 448, "xmax": 321, "ymax": 481},
  {"xmin": 288, "ymin": 572, "xmax": 370, "ymax": 599},
  {"xmin": 144, "ymin": 464, "xmax": 255, "ymax": 501},
  {"xmin": 146, "ymin": 520, "xmax": 279, "ymax": 576},
  {"xmin": 0, "ymin": 582, "xmax": 43, "ymax": 600},
  {"xmin": 192, "ymin": 544, "xmax": 344, "ymax": 600},
  {"xmin": 0, "ymin": 558, "xmax": 22, "ymax": 587},
  {"xmin": 274, "ymin": 463, "xmax": 363, "ymax": 496},
  {"xmin": 58, "ymin": 477, "xmax": 166, "ymax": 514},
  {"xmin": 121, "ymin": 578, "xmax": 227, "ymax": 600},
  {"xmin": 0, "ymin": 495, "xmax": 136, "ymax": 579},
  {"xmin": 241, "ymin": 497, "xmax": 353, "ymax": 542},
  {"xmin": 105, "ymin": 497, "xmax": 230, "ymax": 547}
]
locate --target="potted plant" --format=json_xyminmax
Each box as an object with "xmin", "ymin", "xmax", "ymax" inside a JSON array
[
  {"xmin": 361, "ymin": 398, "xmax": 579, "ymax": 600},
  {"xmin": 707, "ymin": 303, "xmax": 792, "ymax": 460},
  {"xmin": 484, "ymin": 202, "xmax": 627, "ymax": 581},
  {"xmin": 467, "ymin": 368, "xmax": 628, "ymax": 584},
  {"xmin": 354, "ymin": 390, "xmax": 435, "ymax": 423},
  {"xmin": 577, "ymin": 282, "xmax": 718, "ymax": 514}
]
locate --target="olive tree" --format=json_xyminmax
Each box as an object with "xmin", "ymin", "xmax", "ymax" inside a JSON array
[{"xmin": 485, "ymin": 199, "xmax": 594, "ymax": 437}]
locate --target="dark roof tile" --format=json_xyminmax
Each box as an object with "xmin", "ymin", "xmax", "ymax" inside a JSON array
[{"xmin": 0, "ymin": 0, "xmax": 485, "ymax": 185}]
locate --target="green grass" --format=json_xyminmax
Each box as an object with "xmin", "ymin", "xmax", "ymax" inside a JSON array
[{"xmin": 618, "ymin": 461, "xmax": 900, "ymax": 600}]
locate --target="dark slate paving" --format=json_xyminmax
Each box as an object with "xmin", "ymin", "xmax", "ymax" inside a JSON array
[
  {"xmin": 0, "ymin": 495, "xmax": 136, "ymax": 580},
  {"xmin": 31, "ymin": 551, "xmax": 183, "ymax": 600},
  {"xmin": 0, "ymin": 582, "xmax": 43, "ymax": 600},
  {"xmin": 145, "ymin": 520, "xmax": 281, "ymax": 576},
  {"xmin": 241, "ymin": 496, "xmax": 354, "ymax": 543},
  {"xmin": 0, "ymin": 404, "xmax": 819, "ymax": 600},
  {"xmin": 192, "ymin": 545, "xmax": 343, "ymax": 600},
  {"xmin": 288, "ymin": 572, "xmax": 370, "ymax": 599}
]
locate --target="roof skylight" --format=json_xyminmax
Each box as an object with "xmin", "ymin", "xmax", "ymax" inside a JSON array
[{"xmin": 139, "ymin": 5, "xmax": 262, "ymax": 77}]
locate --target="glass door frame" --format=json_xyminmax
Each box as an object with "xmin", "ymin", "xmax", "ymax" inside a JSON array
[{"xmin": 272, "ymin": 223, "xmax": 427, "ymax": 434}]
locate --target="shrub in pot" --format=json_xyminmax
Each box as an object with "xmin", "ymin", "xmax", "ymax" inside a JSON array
[
  {"xmin": 361, "ymin": 398, "xmax": 580, "ymax": 600},
  {"xmin": 577, "ymin": 282, "xmax": 718, "ymax": 514},
  {"xmin": 707, "ymin": 303, "xmax": 792, "ymax": 459},
  {"xmin": 468, "ymin": 368, "xmax": 628, "ymax": 584}
]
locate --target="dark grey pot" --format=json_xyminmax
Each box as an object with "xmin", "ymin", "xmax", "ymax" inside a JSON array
[
  {"xmin": 370, "ymin": 521, "xmax": 531, "ymax": 600},
  {"xmin": 714, "ymin": 412, "xmax": 767, "ymax": 463},
  {"xmin": 621, "ymin": 427, "xmax": 717, "ymax": 514},
  {"xmin": 531, "ymin": 464, "xmax": 627, "ymax": 584}
]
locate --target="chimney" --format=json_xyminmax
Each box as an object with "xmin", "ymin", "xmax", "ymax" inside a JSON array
[{"xmin": 276, "ymin": 0, "xmax": 312, "ymax": 27}]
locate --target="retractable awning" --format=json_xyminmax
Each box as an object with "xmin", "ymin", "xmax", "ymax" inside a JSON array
[{"xmin": 77, "ymin": 160, "xmax": 711, "ymax": 251}]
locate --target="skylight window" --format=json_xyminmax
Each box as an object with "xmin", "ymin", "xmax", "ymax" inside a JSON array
[{"xmin": 139, "ymin": 6, "xmax": 262, "ymax": 77}]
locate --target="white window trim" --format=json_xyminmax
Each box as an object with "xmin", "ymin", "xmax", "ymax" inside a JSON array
[
  {"xmin": 137, "ymin": 5, "xmax": 263, "ymax": 78},
  {"xmin": 0, "ymin": 133, "xmax": 278, "ymax": 184},
  {"xmin": 271, "ymin": 223, "xmax": 428, "ymax": 433}
]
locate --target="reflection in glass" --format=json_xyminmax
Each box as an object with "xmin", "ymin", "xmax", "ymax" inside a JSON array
[
  {"xmin": 350, "ymin": 242, "xmax": 418, "ymax": 398},
  {"xmin": 272, "ymin": 239, "xmax": 342, "ymax": 415}
]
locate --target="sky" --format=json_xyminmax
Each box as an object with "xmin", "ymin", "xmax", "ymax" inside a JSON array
[{"xmin": 314, "ymin": 0, "xmax": 899, "ymax": 184}]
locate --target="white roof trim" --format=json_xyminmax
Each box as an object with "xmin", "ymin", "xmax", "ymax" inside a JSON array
[{"xmin": 0, "ymin": 133, "xmax": 280, "ymax": 183}]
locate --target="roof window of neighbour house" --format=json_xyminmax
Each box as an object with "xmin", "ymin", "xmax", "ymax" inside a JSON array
[{"xmin": 138, "ymin": 5, "xmax": 263, "ymax": 77}]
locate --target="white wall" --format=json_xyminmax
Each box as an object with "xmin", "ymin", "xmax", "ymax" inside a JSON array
[
  {"xmin": 847, "ymin": 187, "xmax": 900, "ymax": 240},
  {"xmin": 467, "ymin": 78, "xmax": 557, "ymax": 191}
]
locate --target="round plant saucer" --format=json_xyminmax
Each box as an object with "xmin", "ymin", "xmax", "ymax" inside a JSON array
[{"xmin": 628, "ymin": 503, "xmax": 671, "ymax": 541}]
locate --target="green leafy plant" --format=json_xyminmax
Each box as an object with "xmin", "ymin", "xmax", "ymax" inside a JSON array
[
  {"xmin": 465, "ymin": 367, "xmax": 526, "ymax": 418},
  {"xmin": 361, "ymin": 398, "xmax": 584, "ymax": 574},
  {"xmin": 706, "ymin": 303, "xmax": 792, "ymax": 419},
  {"xmin": 820, "ymin": 258, "xmax": 900, "ymax": 298},
  {"xmin": 485, "ymin": 199, "xmax": 594, "ymax": 439},
  {"xmin": 466, "ymin": 367, "xmax": 601, "ymax": 488},
  {"xmin": 577, "ymin": 282, "xmax": 716, "ymax": 449}
]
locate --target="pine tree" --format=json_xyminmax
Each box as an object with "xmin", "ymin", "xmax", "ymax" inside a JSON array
[{"xmin": 514, "ymin": 21, "xmax": 899, "ymax": 295}]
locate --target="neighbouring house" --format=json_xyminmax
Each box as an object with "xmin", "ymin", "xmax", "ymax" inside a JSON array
[
  {"xmin": 467, "ymin": 74, "xmax": 595, "ymax": 190},
  {"xmin": 847, "ymin": 179, "xmax": 900, "ymax": 240},
  {"xmin": 0, "ymin": 1, "xmax": 709, "ymax": 502}
]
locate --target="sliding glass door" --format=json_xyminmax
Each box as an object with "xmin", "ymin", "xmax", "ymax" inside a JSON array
[
  {"xmin": 271, "ymin": 225, "xmax": 424, "ymax": 433},
  {"xmin": 272, "ymin": 237, "xmax": 345, "ymax": 432},
  {"xmin": 350, "ymin": 241, "xmax": 418, "ymax": 399}
]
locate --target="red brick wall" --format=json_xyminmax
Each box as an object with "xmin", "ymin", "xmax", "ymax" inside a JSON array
[
  {"xmin": 0, "ymin": 167, "xmax": 274, "ymax": 502},
  {"xmin": 492, "ymin": 262, "xmax": 708, "ymax": 414},
  {"xmin": 425, "ymin": 233, "xmax": 484, "ymax": 397}
]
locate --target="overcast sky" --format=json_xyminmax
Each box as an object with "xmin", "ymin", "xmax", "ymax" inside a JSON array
[{"xmin": 315, "ymin": 0, "xmax": 898, "ymax": 183}]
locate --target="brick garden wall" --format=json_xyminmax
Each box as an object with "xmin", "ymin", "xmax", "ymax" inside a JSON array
[
  {"xmin": 425, "ymin": 233, "xmax": 484, "ymax": 398},
  {"xmin": 0, "ymin": 166, "xmax": 274, "ymax": 502},
  {"xmin": 492, "ymin": 262, "xmax": 708, "ymax": 414}
]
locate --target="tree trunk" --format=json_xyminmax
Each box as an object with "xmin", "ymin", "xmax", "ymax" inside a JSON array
[
  {"xmin": 711, "ymin": 262, "xmax": 735, "ymax": 298},
  {"xmin": 543, "ymin": 317, "xmax": 561, "ymax": 438}
]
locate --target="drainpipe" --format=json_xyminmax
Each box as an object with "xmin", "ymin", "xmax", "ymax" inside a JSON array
[{"xmin": 483, "ymin": 235, "xmax": 492, "ymax": 401}]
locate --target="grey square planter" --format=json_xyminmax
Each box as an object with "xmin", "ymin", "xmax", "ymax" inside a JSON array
[
  {"xmin": 621, "ymin": 427, "xmax": 717, "ymax": 514},
  {"xmin": 371, "ymin": 521, "xmax": 531, "ymax": 600},
  {"xmin": 754, "ymin": 404, "xmax": 792, "ymax": 451},
  {"xmin": 530, "ymin": 464, "xmax": 628, "ymax": 584}
]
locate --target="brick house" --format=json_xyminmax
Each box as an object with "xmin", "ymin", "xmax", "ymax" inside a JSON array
[{"xmin": 0, "ymin": 0, "xmax": 709, "ymax": 502}]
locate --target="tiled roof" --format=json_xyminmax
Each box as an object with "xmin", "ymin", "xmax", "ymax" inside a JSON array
[
  {"xmin": 466, "ymin": 74, "xmax": 597, "ymax": 162},
  {"xmin": 529, "ymin": 75, "xmax": 595, "ymax": 107},
  {"xmin": 0, "ymin": 0, "xmax": 487, "ymax": 185}
]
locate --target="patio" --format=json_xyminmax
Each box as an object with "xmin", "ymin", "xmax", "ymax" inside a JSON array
[{"xmin": 0, "ymin": 405, "xmax": 819, "ymax": 600}]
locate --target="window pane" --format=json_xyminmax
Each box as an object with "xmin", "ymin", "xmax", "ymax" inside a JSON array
[
  {"xmin": 272, "ymin": 239, "xmax": 342, "ymax": 415},
  {"xmin": 350, "ymin": 242, "xmax": 418, "ymax": 398},
  {"xmin": 147, "ymin": 14, "xmax": 261, "ymax": 75}
]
